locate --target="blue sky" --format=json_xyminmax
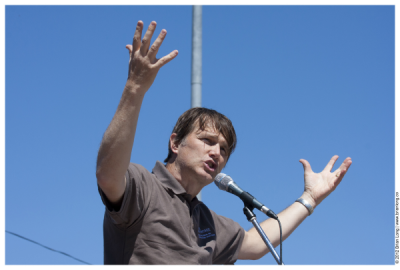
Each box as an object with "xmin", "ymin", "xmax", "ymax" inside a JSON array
[{"xmin": 4, "ymin": 5, "xmax": 395, "ymax": 265}]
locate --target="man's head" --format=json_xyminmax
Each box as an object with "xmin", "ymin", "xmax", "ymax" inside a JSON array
[{"xmin": 164, "ymin": 107, "xmax": 237, "ymax": 164}]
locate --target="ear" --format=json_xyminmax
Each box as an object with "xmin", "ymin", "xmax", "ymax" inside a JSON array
[{"xmin": 170, "ymin": 133, "xmax": 179, "ymax": 154}]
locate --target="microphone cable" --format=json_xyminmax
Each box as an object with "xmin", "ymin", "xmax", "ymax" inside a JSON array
[
  {"xmin": 276, "ymin": 217, "xmax": 283, "ymax": 265},
  {"xmin": 264, "ymin": 208, "xmax": 283, "ymax": 264}
]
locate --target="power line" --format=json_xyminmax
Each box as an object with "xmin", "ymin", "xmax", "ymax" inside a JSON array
[{"xmin": 6, "ymin": 230, "xmax": 92, "ymax": 265}]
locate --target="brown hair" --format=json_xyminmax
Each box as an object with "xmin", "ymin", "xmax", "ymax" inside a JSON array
[{"xmin": 164, "ymin": 107, "xmax": 237, "ymax": 163}]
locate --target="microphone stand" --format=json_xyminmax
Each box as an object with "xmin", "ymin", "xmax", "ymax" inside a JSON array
[{"xmin": 243, "ymin": 204, "xmax": 284, "ymax": 265}]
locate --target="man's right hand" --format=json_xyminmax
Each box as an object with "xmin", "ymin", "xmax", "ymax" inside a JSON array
[{"xmin": 125, "ymin": 20, "xmax": 178, "ymax": 93}]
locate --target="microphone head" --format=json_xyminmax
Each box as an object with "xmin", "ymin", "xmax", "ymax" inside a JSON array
[{"xmin": 214, "ymin": 173, "xmax": 233, "ymax": 191}]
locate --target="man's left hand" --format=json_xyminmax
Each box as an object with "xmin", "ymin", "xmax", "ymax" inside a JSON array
[{"xmin": 299, "ymin": 155, "xmax": 352, "ymax": 209}]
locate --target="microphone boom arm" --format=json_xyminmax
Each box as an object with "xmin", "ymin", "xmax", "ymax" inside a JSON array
[{"xmin": 242, "ymin": 204, "xmax": 283, "ymax": 265}]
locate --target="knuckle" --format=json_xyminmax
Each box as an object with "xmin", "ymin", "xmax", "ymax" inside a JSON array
[
  {"xmin": 133, "ymin": 51, "xmax": 140, "ymax": 57},
  {"xmin": 150, "ymin": 44, "xmax": 157, "ymax": 52},
  {"xmin": 158, "ymin": 58, "xmax": 165, "ymax": 66}
]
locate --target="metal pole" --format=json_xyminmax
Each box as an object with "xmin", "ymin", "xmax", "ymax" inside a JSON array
[
  {"xmin": 191, "ymin": 5, "xmax": 202, "ymax": 109},
  {"xmin": 250, "ymin": 218, "xmax": 283, "ymax": 265},
  {"xmin": 243, "ymin": 206, "xmax": 283, "ymax": 265},
  {"xmin": 192, "ymin": 5, "xmax": 202, "ymax": 201}
]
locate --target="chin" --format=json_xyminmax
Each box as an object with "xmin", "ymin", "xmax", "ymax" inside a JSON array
[{"xmin": 198, "ymin": 171, "xmax": 214, "ymax": 184}]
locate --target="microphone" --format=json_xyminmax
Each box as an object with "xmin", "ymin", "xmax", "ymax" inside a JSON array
[{"xmin": 214, "ymin": 173, "xmax": 278, "ymax": 220}]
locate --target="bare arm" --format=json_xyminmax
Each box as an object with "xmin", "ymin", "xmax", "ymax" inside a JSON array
[
  {"xmin": 238, "ymin": 156, "xmax": 352, "ymax": 260},
  {"xmin": 96, "ymin": 20, "xmax": 178, "ymax": 206}
]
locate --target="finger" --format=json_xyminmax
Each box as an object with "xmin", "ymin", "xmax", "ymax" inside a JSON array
[
  {"xmin": 140, "ymin": 21, "xmax": 157, "ymax": 56},
  {"xmin": 132, "ymin": 21, "xmax": 144, "ymax": 52},
  {"xmin": 147, "ymin": 29, "xmax": 167, "ymax": 61},
  {"xmin": 153, "ymin": 50, "xmax": 179, "ymax": 69},
  {"xmin": 125, "ymin": 45, "xmax": 133, "ymax": 77},
  {"xmin": 323, "ymin": 155, "xmax": 339, "ymax": 172},
  {"xmin": 126, "ymin": 44, "xmax": 133, "ymax": 58},
  {"xmin": 334, "ymin": 157, "xmax": 352, "ymax": 176},
  {"xmin": 299, "ymin": 159, "xmax": 313, "ymax": 174},
  {"xmin": 338, "ymin": 157, "xmax": 352, "ymax": 173}
]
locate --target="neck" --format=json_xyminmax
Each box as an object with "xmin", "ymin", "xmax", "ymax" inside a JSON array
[{"xmin": 166, "ymin": 161, "xmax": 203, "ymax": 199}]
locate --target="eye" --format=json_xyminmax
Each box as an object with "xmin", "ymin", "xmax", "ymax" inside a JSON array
[
  {"xmin": 201, "ymin": 138, "xmax": 211, "ymax": 144},
  {"xmin": 220, "ymin": 147, "xmax": 227, "ymax": 156}
]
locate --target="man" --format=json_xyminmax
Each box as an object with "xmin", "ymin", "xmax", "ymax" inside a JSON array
[{"xmin": 96, "ymin": 20, "xmax": 352, "ymax": 264}]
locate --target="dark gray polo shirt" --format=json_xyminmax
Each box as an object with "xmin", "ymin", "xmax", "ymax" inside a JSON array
[{"xmin": 98, "ymin": 161, "xmax": 245, "ymax": 264}]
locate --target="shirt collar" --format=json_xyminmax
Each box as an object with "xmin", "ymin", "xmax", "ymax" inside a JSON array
[{"xmin": 152, "ymin": 160, "xmax": 188, "ymax": 196}]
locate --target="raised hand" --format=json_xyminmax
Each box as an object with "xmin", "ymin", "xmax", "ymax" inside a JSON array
[
  {"xmin": 299, "ymin": 155, "xmax": 352, "ymax": 208},
  {"xmin": 126, "ymin": 20, "xmax": 178, "ymax": 92}
]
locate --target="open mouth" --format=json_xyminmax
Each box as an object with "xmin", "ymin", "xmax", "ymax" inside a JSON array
[{"xmin": 205, "ymin": 161, "xmax": 216, "ymax": 172}]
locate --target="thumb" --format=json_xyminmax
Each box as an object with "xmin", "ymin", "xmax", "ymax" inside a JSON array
[
  {"xmin": 299, "ymin": 159, "xmax": 313, "ymax": 174},
  {"xmin": 126, "ymin": 44, "xmax": 133, "ymax": 58}
]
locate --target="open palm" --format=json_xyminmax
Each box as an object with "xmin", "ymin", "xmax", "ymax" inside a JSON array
[{"xmin": 299, "ymin": 155, "xmax": 352, "ymax": 208}]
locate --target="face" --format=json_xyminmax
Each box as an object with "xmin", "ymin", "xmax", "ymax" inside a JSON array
[{"xmin": 171, "ymin": 124, "xmax": 229, "ymax": 187}]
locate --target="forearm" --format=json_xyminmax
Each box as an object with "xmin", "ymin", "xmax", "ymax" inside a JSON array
[
  {"xmin": 96, "ymin": 81, "xmax": 146, "ymax": 192},
  {"xmin": 238, "ymin": 157, "xmax": 352, "ymax": 261},
  {"xmin": 239, "ymin": 193, "xmax": 314, "ymax": 260}
]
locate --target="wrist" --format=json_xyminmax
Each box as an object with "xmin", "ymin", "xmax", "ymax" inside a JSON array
[
  {"xmin": 299, "ymin": 192, "xmax": 317, "ymax": 210},
  {"xmin": 124, "ymin": 81, "xmax": 149, "ymax": 96}
]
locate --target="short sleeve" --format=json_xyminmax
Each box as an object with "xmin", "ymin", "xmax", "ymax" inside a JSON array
[
  {"xmin": 210, "ymin": 211, "xmax": 245, "ymax": 264},
  {"xmin": 97, "ymin": 163, "xmax": 153, "ymax": 227}
]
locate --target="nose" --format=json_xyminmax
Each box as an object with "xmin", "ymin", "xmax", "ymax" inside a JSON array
[{"xmin": 209, "ymin": 144, "xmax": 221, "ymax": 159}]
